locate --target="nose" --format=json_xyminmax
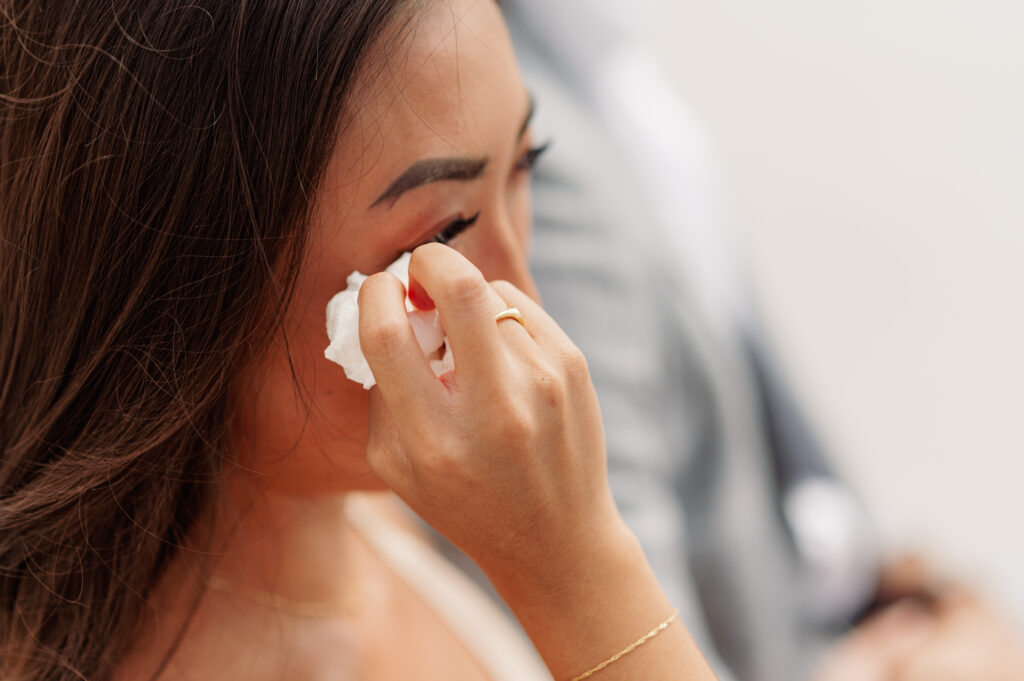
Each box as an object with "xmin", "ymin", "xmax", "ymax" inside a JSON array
[{"xmin": 473, "ymin": 212, "xmax": 541, "ymax": 303}]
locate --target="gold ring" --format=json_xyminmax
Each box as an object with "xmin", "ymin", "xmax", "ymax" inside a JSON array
[{"xmin": 494, "ymin": 307, "xmax": 525, "ymax": 327}]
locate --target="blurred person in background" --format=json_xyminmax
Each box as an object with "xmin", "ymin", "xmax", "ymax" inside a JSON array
[{"xmin": 464, "ymin": 1, "xmax": 1023, "ymax": 680}]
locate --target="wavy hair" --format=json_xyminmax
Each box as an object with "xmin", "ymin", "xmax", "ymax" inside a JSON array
[{"xmin": 0, "ymin": 1, "xmax": 418, "ymax": 679}]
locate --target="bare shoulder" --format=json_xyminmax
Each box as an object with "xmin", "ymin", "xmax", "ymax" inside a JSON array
[{"xmin": 114, "ymin": 594, "xmax": 361, "ymax": 681}]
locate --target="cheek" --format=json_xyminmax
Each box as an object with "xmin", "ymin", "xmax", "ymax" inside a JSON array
[
  {"xmin": 509, "ymin": 182, "xmax": 533, "ymax": 253},
  {"xmin": 456, "ymin": 185, "xmax": 539, "ymax": 300},
  {"xmin": 230, "ymin": 313, "xmax": 382, "ymax": 493}
]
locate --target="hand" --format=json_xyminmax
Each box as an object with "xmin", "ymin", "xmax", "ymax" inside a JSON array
[
  {"xmin": 357, "ymin": 243, "xmax": 717, "ymax": 681},
  {"xmin": 812, "ymin": 599, "xmax": 937, "ymax": 681},
  {"xmin": 867, "ymin": 553, "xmax": 942, "ymax": 613},
  {"xmin": 892, "ymin": 590, "xmax": 1024, "ymax": 681},
  {"xmin": 357, "ymin": 243, "xmax": 625, "ymax": 588},
  {"xmin": 814, "ymin": 589, "xmax": 1024, "ymax": 681}
]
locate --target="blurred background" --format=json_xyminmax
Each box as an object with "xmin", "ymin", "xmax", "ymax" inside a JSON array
[{"xmin": 644, "ymin": 1, "xmax": 1024, "ymax": 618}]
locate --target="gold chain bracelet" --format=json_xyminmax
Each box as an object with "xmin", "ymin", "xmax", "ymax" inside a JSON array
[{"xmin": 569, "ymin": 607, "xmax": 680, "ymax": 681}]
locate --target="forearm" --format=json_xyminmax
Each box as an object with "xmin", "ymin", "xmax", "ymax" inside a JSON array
[{"xmin": 488, "ymin": 521, "xmax": 719, "ymax": 681}]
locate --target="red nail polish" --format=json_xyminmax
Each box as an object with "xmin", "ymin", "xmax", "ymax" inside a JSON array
[{"xmin": 407, "ymin": 278, "xmax": 435, "ymax": 311}]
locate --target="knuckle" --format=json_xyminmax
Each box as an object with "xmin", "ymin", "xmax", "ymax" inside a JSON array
[
  {"xmin": 361, "ymin": 317, "xmax": 407, "ymax": 359},
  {"xmin": 494, "ymin": 402, "xmax": 534, "ymax": 441},
  {"xmin": 421, "ymin": 449, "xmax": 461, "ymax": 478},
  {"xmin": 442, "ymin": 271, "xmax": 488, "ymax": 307},
  {"xmin": 559, "ymin": 345, "xmax": 591, "ymax": 378},
  {"xmin": 532, "ymin": 363, "xmax": 567, "ymax": 407},
  {"xmin": 416, "ymin": 437, "xmax": 469, "ymax": 479},
  {"xmin": 489, "ymin": 279, "xmax": 518, "ymax": 298}
]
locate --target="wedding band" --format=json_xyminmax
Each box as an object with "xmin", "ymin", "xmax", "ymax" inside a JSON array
[{"xmin": 494, "ymin": 307, "xmax": 525, "ymax": 327}]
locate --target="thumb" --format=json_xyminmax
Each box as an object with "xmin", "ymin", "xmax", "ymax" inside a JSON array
[{"xmin": 364, "ymin": 386, "xmax": 413, "ymax": 493}]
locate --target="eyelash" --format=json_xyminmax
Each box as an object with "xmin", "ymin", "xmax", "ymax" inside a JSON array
[
  {"xmin": 430, "ymin": 211, "xmax": 481, "ymax": 246},
  {"xmin": 423, "ymin": 140, "xmax": 553, "ymax": 248},
  {"xmin": 516, "ymin": 140, "xmax": 551, "ymax": 173}
]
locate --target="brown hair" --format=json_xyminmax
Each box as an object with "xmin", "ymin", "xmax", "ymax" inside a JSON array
[{"xmin": 0, "ymin": 2, "xmax": 417, "ymax": 679}]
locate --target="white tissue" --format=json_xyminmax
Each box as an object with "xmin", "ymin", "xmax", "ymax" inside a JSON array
[{"xmin": 324, "ymin": 252, "xmax": 454, "ymax": 389}]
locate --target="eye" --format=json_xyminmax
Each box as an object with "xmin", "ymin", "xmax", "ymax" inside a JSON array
[
  {"xmin": 427, "ymin": 211, "xmax": 481, "ymax": 246},
  {"xmin": 515, "ymin": 140, "xmax": 551, "ymax": 174},
  {"xmin": 388, "ymin": 212, "xmax": 481, "ymax": 265}
]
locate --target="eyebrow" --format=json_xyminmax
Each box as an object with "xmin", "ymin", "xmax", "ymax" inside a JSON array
[
  {"xmin": 371, "ymin": 157, "xmax": 488, "ymax": 208},
  {"xmin": 371, "ymin": 95, "xmax": 536, "ymax": 209}
]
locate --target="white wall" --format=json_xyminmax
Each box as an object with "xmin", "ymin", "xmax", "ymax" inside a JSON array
[{"xmin": 647, "ymin": 1, "xmax": 1024, "ymax": 617}]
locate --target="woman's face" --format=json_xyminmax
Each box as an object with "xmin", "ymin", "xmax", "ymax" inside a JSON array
[{"xmin": 231, "ymin": 0, "xmax": 539, "ymax": 492}]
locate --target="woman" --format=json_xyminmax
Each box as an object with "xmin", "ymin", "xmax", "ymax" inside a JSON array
[{"xmin": 0, "ymin": 1, "xmax": 716, "ymax": 679}]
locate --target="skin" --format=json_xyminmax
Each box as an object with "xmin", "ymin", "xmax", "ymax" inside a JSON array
[
  {"xmin": 815, "ymin": 595, "xmax": 1024, "ymax": 681},
  {"xmin": 118, "ymin": 1, "xmax": 716, "ymax": 680},
  {"xmin": 814, "ymin": 560, "xmax": 1024, "ymax": 681},
  {"xmin": 113, "ymin": 1, "xmax": 1023, "ymax": 679},
  {"xmin": 228, "ymin": 0, "xmax": 539, "ymax": 495}
]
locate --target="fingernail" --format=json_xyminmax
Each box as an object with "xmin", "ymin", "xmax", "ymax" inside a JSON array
[{"xmin": 407, "ymin": 278, "xmax": 435, "ymax": 310}]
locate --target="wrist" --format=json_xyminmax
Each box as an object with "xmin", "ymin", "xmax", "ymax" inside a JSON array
[
  {"xmin": 483, "ymin": 516, "xmax": 696, "ymax": 680},
  {"xmin": 485, "ymin": 514, "xmax": 644, "ymax": 616}
]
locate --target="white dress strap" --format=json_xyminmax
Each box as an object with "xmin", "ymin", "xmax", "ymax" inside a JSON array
[{"xmin": 343, "ymin": 493, "xmax": 552, "ymax": 681}]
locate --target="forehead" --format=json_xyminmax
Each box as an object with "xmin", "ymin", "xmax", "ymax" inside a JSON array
[{"xmin": 345, "ymin": 0, "xmax": 525, "ymax": 171}]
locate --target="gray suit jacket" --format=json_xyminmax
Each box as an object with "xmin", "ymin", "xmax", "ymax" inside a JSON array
[
  {"xmin": 504, "ymin": 7, "xmax": 874, "ymax": 681},
  {"xmin": 424, "ymin": 7, "xmax": 876, "ymax": 681}
]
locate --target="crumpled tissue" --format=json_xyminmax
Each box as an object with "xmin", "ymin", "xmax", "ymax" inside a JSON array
[{"xmin": 324, "ymin": 252, "xmax": 453, "ymax": 389}]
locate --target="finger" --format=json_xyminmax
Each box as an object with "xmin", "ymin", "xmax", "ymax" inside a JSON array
[
  {"xmin": 858, "ymin": 601, "xmax": 937, "ymax": 667},
  {"xmin": 489, "ymin": 279, "xmax": 573, "ymax": 348},
  {"xmin": 358, "ymin": 272, "xmax": 443, "ymax": 414},
  {"xmin": 407, "ymin": 243, "xmax": 512, "ymax": 381},
  {"xmin": 933, "ymin": 585, "xmax": 983, "ymax": 619},
  {"xmin": 490, "ymin": 280, "xmax": 590, "ymax": 372},
  {"xmin": 815, "ymin": 602, "xmax": 936, "ymax": 681},
  {"xmin": 877, "ymin": 553, "xmax": 942, "ymax": 602},
  {"xmin": 407, "ymin": 275, "xmax": 435, "ymax": 311},
  {"xmin": 485, "ymin": 282, "xmax": 537, "ymax": 354}
]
